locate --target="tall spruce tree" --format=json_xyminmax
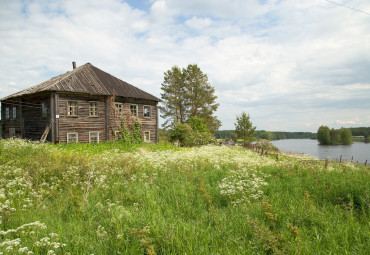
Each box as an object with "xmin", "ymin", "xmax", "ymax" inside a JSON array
[
  {"xmin": 159, "ymin": 64, "xmax": 221, "ymax": 132},
  {"xmin": 234, "ymin": 112, "xmax": 256, "ymax": 147}
]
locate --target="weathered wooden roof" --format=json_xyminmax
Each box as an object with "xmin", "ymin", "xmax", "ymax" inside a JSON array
[{"xmin": 1, "ymin": 63, "xmax": 160, "ymax": 102}]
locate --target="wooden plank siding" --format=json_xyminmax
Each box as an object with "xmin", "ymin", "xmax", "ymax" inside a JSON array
[
  {"xmin": 108, "ymin": 97, "xmax": 158, "ymax": 143},
  {"xmin": 57, "ymin": 94, "xmax": 107, "ymax": 143},
  {"xmin": 1, "ymin": 94, "xmax": 50, "ymax": 140},
  {"xmin": 57, "ymin": 94, "xmax": 158, "ymax": 143},
  {"xmin": 1, "ymin": 63, "xmax": 160, "ymax": 143}
]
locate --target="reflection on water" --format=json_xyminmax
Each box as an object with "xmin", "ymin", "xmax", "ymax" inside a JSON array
[{"xmin": 271, "ymin": 139, "xmax": 370, "ymax": 163}]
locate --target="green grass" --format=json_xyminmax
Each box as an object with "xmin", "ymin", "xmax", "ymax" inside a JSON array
[{"xmin": 0, "ymin": 139, "xmax": 369, "ymax": 254}]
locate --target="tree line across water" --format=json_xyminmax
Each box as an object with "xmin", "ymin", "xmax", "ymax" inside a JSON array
[
  {"xmin": 216, "ymin": 127, "xmax": 370, "ymax": 144},
  {"xmin": 215, "ymin": 130, "xmax": 316, "ymax": 140}
]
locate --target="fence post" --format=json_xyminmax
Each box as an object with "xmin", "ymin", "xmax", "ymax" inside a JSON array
[
  {"xmin": 365, "ymin": 160, "xmax": 367, "ymax": 166},
  {"xmin": 276, "ymin": 154, "xmax": 279, "ymax": 161},
  {"xmin": 351, "ymin": 156, "xmax": 353, "ymax": 163},
  {"xmin": 325, "ymin": 158, "xmax": 328, "ymax": 169},
  {"xmin": 340, "ymin": 155, "xmax": 342, "ymax": 163}
]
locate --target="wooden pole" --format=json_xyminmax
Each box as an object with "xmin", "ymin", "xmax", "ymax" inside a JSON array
[
  {"xmin": 365, "ymin": 160, "xmax": 367, "ymax": 166},
  {"xmin": 325, "ymin": 158, "xmax": 328, "ymax": 169},
  {"xmin": 340, "ymin": 155, "xmax": 342, "ymax": 163}
]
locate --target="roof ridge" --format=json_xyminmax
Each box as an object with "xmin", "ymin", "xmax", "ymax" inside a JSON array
[{"xmin": 1, "ymin": 63, "xmax": 161, "ymax": 102}]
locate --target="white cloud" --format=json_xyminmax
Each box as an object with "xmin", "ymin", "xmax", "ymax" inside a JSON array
[{"xmin": 0, "ymin": 0, "xmax": 369, "ymax": 130}]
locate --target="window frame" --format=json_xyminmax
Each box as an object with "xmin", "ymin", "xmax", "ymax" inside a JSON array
[
  {"xmin": 143, "ymin": 105, "xmax": 151, "ymax": 119},
  {"xmin": 89, "ymin": 131, "xmax": 100, "ymax": 143},
  {"xmin": 41, "ymin": 102, "xmax": 48, "ymax": 118},
  {"xmin": 9, "ymin": 128, "xmax": 16, "ymax": 137},
  {"xmin": 130, "ymin": 104, "xmax": 138, "ymax": 117},
  {"xmin": 67, "ymin": 132, "xmax": 78, "ymax": 143},
  {"xmin": 144, "ymin": 131, "xmax": 150, "ymax": 143},
  {"xmin": 89, "ymin": 101, "xmax": 99, "ymax": 117},
  {"xmin": 114, "ymin": 102, "xmax": 123, "ymax": 115},
  {"xmin": 5, "ymin": 107, "xmax": 9, "ymax": 119},
  {"xmin": 67, "ymin": 101, "xmax": 78, "ymax": 117},
  {"xmin": 12, "ymin": 106, "xmax": 16, "ymax": 119}
]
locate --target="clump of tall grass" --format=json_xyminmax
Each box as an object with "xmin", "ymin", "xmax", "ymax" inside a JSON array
[{"xmin": 0, "ymin": 139, "xmax": 368, "ymax": 254}]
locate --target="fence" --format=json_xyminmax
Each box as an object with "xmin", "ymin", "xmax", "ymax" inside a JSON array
[{"xmin": 247, "ymin": 143, "xmax": 368, "ymax": 168}]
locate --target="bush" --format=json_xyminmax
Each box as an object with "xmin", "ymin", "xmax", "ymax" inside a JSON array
[
  {"xmin": 169, "ymin": 123, "xmax": 192, "ymax": 145},
  {"xmin": 184, "ymin": 131, "xmax": 217, "ymax": 146}
]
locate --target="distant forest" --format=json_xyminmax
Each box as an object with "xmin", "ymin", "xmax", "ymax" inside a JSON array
[
  {"xmin": 215, "ymin": 130, "xmax": 316, "ymax": 140},
  {"xmin": 215, "ymin": 127, "xmax": 370, "ymax": 141}
]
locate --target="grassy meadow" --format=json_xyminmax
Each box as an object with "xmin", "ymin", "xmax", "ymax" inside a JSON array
[{"xmin": 0, "ymin": 139, "xmax": 369, "ymax": 254}]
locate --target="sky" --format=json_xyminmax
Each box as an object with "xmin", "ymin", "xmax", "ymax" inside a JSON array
[{"xmin": 0, "ymin": 0, "xmax": 369, "ymax": 132}]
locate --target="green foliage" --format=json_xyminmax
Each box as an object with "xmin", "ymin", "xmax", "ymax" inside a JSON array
[
  {"xmin": 187, "ymin": 116, "xmax": 209, "ymax": 133},
  {"xmin": 159, "ymin": 64, "xmax": 221, "ymax": 132},
  {"xmin": 159, "ymin": 66, "xmax": 187, "ymax": 128},
  {"xmin": 317, "ymin": 126, "xmax": 331, "ymax": 145},
  {"xmin": 0, "ymin": 139, "xmax": 369, "ymax": 254},
  {"xmin": 340, "ymin": 127, "xmax": 353, "ymax": 145},
  {"xmin": 349, "ymin": 127, "xmax": 370, "ymax": 136},
  {"xmin": 234, "ymin": 112, "xmax": 256, "ymax": 146},
  {"xmin": 317, "ymin": 126, "xmax": 352, "ymax": 145},
  {"xmin": 169, "ymin": 123, "xmax": 192, "ymax": 145},
  {"xmin": 184, "ymin": 130, "xmax": 216, "ymax": 146},
  {"xmin": 131, "ymin": 119, "xmax": 142, "ymax": 144},
  {"xmin": 120, "ymin": 122, "xmax": 131, "ymax": 144},
  {"xmin": 257, "ymin": 130, "xmax": 274, "ymax": 140},
  {"xmin": 169, "ymin": 119, "xmax": 216, "ymax": 147},
  {"xmin": 216, "ymin": 130, "xmax": 316, "ymax": 141}
]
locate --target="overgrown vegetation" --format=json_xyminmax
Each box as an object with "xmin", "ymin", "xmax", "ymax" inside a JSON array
[
  {"xmin": 317, "ymin": 126, "xmax": 353, "ymax": 145},
  {"xmin": 0, "ymin": 139, "xmax": 369, "ymax": 254}
]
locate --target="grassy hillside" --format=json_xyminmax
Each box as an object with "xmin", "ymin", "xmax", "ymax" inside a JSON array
[{"xmin": 0, "ymin": 139, "xmax": 369, "ymax": 254}]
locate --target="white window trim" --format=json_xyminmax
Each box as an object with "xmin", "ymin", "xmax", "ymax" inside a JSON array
[
  {"xmin": 89, "ymin": 131, "xmax": 100, "ymax": 143},
  {"xmin": 12, "ymin": 107, "xmax": 16, "ymax": 119},
  {"xmin": 144, "ymin": 131, "xmax": 150, "ymax": 143},
  {"xmin": 114, "ymin": 102, "xmax": 123, "ymax": 115},
  {"xmin": 67, "ymin": 132, "xmax": 78, "ymax": 143},
  {"xmin": 89, "ymin": 101, "xmax": 99, "ymax": 117},
  {"xmin": 143, "ymin": 105, "xmax": 151, "ymax": 119},
  {"xmin": 130, "ymin": 104, "xmax": 138, "ymax": 117}
]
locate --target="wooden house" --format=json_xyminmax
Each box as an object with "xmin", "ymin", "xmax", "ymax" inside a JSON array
[{"xmin": 0, "ymin": 62, "xmax": 161, "ymax": 143}]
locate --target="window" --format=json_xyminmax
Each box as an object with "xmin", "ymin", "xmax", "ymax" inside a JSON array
[
  {"xmin": 144, "ymin": 131, "xmax": 150, "ymax": 143},
  {"xmin": 9, "ymin": 128, "xmax": 16, "ymax": 137},
  {"xmin": 89, "ymin": 132, "xmax": 99, "ymax": 143},
  {"xmin": 130, "ymin": 104, "xmax": 138, "ymax": 116},
  {"xmin": 42, "ymin": 103, "xmax": 47, "ymax": 118},
  {"xmin": 89, "ymin": 102, "xmax": 98, "ymax": 117},
  {"xmin": 5, "ymin": 107, "xmax": 9, "ymax": 119},
  {"xmin": 12, "ymin": 107, "xmax": 16, "ymax": 118},
  {"xmin": 143, "ymin": 106, "xmax": 151, "ymax": 118},
  {"xmin": 67, "ymin": 101, "xmax": 78, "ymax": 116},
  {"xmin": 67, "ymin": 133, "xmax": 78, "ymax": 143},
  {"xmin": 115, "ymin": 103, "xmax": 123, "ymax": 115}
]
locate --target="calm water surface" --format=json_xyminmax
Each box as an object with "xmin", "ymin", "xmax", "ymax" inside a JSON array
[{"xmin": 271, "ymin": 139, "xmax": 370, "ymax": 163}]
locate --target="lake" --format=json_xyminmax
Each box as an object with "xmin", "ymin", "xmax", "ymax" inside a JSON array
[{"xmin": 270, "ymin": 139, "xmax": 370, "ymax": 163}]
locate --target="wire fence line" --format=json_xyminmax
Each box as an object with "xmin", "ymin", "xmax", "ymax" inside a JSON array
[{"xmin": 248, "ymin": 144, "xmax": 368, "ymax": 167}]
